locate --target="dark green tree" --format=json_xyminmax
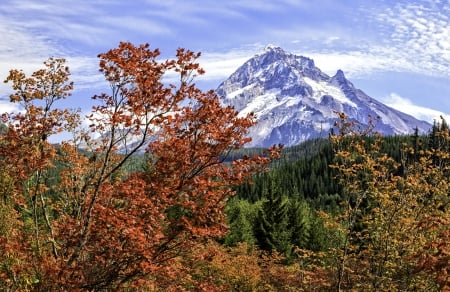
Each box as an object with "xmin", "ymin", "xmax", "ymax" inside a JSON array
[
  {"xmin": 288, "ymin": 199, "xmax": 311, "ymax": 249},
  {"xmin": 253, "ymin": 178, "xmax": 292, "ymax": 255}
]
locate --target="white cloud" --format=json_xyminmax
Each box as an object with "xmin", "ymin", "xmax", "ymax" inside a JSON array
[
  {"xmin": 0, "ymin": 100, "xmax": 21, "ymax": 114},
  {"xmin": 66, "ymin": 56, "xmax": 106, "ymax": 91},
  {"xmin": 2, "ymin": 0, "xmax": 448, "ymax": 84},
  {"xmin": 301, "ymin": 51, "xmax": 390, "ymax": 78},
  {"xmin": 250, "ymin": 1, "xmax": 450, "ymax": 81},
  {"xmin": 180, "ymin": 1, "xmax": 450, "ymax": 84},
  {"xmin": 365, "ymin": 1, "xmax": 450, "ymax": 77},
  {"xmin": 0, "ymin": 22, "xmax": 63, "ymax": 101},
  {"xmin": 158, "ymin": 46, "xmax": 258, "ymax": 85},
  {"xmin": 381, "ymin": 93, "xmax": 450, "ymax": 123},
  {"xmin": 197, "ymin": 49, "xmax": 255, "ymax": 81}
]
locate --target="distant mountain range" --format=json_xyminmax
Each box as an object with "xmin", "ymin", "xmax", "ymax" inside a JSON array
[{"xmin": 216, "ymin": 45, "xmax": 431, "ymax": 148}]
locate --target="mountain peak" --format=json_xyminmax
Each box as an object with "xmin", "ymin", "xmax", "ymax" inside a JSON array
[
  {"xmin": 215, "ymin": 46, "xmax": 330, "ymax": 103},
  {"xmin": 258, "ymin": 45, "xmax": 312, "ymax": 65},
  {"xmin": 335, "ymin": 69, "xmax": 345, "ymax": 78},
  {"xmin": 330, "ymin": 69, "xmax": 349, "ymax": 87},
  {"xmin": 256, "ymin": 45, "xmax": 291, "ymax": 65},
  {"xmin": 216, "ymin": 49, "xmax": 431, "ymax": 147},
  {"xmin": 263, "ymin": 44, "xmax": 285, "ymax": 53}
]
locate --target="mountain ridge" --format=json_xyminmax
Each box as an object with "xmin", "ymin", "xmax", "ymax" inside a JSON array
[{"xmin": 216, "ymin": 46, "xmax": 431, "ymax": 147}]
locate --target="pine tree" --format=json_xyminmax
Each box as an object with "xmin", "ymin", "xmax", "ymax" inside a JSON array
[
  {"xmin": 288, "ymin": 199, "xmax": 311, "ymax": 249},
  {"xmin": 224, "ymin": 198, "xmax": 257, "ymax": 247},
  {"xmin": 253, "ymin": 178, "xmax": 292, "ymax": 255}
]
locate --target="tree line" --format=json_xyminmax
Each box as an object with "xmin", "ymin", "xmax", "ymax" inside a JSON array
[{"xmin": 222, "ymin": 115, "xmax": 449, "ymax": 290}]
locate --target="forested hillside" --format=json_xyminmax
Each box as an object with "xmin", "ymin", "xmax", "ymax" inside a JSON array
[{"xmin": 218, "ymin": 116, "xmax": 449, "ymax": 291}]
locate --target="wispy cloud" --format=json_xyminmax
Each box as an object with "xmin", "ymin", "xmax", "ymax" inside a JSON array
[
  {"xmin": 369, "ymin": 1, "xmax": 450, "ymax": 76},
  {"xmin": 247, "ymin": 1, "xmax": 450, "ymax": 80},
  {"xmin": 197, "ymin": 47, "xmax": 258, "ymax": 81},
  {"xmin": 170, "ymin": 1, "xmax": 450, "ymax": 84},
  {"xmin": 0, "ymin": 19, "xmax": 63, "ymax": 108},
  {"xmin": 0, "ymin": 99, "xmax": 21, "ymax": 114},
  {"xmin": 381, "ymin": 93, "xmax": 450, "ymax": 123},
  {"xmin": 66, "ymin": 56, "xmax": 106, "ymax": 91}
]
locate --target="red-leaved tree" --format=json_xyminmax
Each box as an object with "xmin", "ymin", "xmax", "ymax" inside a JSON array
[{"xmin": 0, "ymin": 42, "xmax": 280, "ymax": 290}]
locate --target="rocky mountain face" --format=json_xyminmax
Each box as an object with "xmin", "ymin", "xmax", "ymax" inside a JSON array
[{"xmin": 216, "ymin": 46, "xmax": 431, "ymax": 148}]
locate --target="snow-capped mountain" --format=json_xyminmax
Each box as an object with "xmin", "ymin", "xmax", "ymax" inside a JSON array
[{"xmin": 216, "ymin": 45, "xmax": 431, "ymax": 147}]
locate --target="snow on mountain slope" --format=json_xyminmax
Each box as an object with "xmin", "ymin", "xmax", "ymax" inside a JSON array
[
  {"xmin": 303, "ymin": 77, "xmax": 357, "ymax": 108},
  {"xmin": 216, "ymin": 46, "xmax": 431, "ymax": 147}
]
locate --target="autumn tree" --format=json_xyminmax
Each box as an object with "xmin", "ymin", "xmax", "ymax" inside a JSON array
[
  {"xmin": 326, "ymin": 112, "xmax": 449, "ymax": 291},
  {"xmin": 413, "ymin": 117, "xmax": 450, "ymax": 290},
  {"xmin": 0, "ymin": 58, "xmax": 79, "ymax": 289},
  {"xmin": 0, "ymin": 42, "xmax": 280, "ymax": 290}
]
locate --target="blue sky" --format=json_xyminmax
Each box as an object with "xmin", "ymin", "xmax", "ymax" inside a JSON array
[{"xmin": 1, "ymin": 0, "xmax": 450, "ymax": 124}]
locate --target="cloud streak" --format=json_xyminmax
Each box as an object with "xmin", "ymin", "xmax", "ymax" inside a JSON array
[
  {"xmin": 370, "ymin": 1, "xmax": 450, "ymax": 76},
  {"xmin": 1, "ymin": 0, "xmax": 448, "ymax": 80},
  {"xmin": 382, "ymin": 93, "xmax": 450, "ymax": 124}
]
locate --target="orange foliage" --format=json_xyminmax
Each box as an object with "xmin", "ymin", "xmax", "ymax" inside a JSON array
[
  {"xmin": 0, "ymin": 42, "xmax": 280, "ymax": 290},
  {"xmin": 327, "ymin": 112, "xmax": 450, "ymax": 291}
]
